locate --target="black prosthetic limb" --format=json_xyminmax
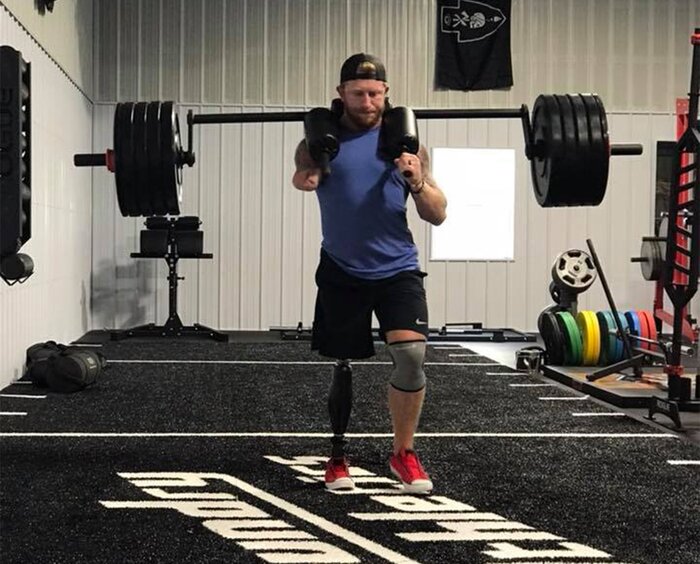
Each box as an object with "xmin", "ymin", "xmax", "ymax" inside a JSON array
[{"xmin": 328, "ymin": 360, "xmax": 353, "ymax": 458}]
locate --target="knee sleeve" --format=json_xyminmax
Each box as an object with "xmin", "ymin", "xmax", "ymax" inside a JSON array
[{"xmin": 388, "ymin": 341, "xmax": 426, "ymax": 392}]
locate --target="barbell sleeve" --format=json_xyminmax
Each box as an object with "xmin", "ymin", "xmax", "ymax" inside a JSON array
[
  {"xmin": 610, "ymin": 144, "xmax": 643, "ymax": 156},
  {"xmin": 74, "ymin": 153, "xmax": 106, "ymax": 167}
]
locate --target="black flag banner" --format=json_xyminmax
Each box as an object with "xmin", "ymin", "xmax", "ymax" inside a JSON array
[{"xmin": 435, "ymin": 0, "xmax": 513, "ymax": 91}]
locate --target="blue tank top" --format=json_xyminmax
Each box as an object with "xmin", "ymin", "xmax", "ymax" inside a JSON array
[{"xmin": 316, "ymin": 126, "xmax": 419, "ymax": 279}]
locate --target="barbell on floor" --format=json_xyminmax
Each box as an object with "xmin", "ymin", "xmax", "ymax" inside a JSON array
[{"xmin": 74, "ymin": 93, "xmax": 642, "ymax": 217}]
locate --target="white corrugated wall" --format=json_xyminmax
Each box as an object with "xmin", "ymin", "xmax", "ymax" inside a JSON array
[
  {"xmin": 91, "ymin": 0, "xmax": 699, "ymax": 332},
  {"xmin": 0, "ymin": 4, "xmax": 93, "ymax": 388}
]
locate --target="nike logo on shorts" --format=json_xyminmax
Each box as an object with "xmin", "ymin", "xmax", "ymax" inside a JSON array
[{"xmin": 415, "ymin": 318, "xmax": 428, "ymax": 325}]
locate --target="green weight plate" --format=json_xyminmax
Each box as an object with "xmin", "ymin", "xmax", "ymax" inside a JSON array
[
  {"xmin": 612, "ymin": 312, "xmax": 629, "ymax": 361},
  {"xmin": 556, "ymin": 311, "xmax": 582, "ymax": 365},
  {"xmin": 146, "ymin": 101, "xmax": 166, "ymax": 215},
  {"xmin": 132, "ymin": 102, "xmax": 151, "ymax": 217},
  {"xmin": 160, "ymin": 101, "xmax": 182, "ymax": 215},
  {"xmin": 541, "ymin": 312, "xmax": 566, "ymax": 366}
]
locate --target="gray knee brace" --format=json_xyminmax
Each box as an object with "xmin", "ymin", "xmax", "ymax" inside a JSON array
[{"xmin": 388, "ymin": 341, "xmax": 426, "ymax": 392}]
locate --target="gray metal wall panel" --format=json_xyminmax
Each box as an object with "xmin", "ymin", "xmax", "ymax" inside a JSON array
[
  {"xmin": 0, "ymin": 6, "xmax": 93, "ymax": 389},
  {"xmin": 224, "ymin": 0, "xmax": 245, "ymax": 104},
  {"xmin": 204, "ymin": 0, "xmax": 225, "ymax": 104},
  {"xmin": 96, "ymin": 0, "xmax": 118, "ymax": 101},
  {"xmin": 90, "ymin": 0, "xmax": 699, "ymax": 333},
  {"xmin": 119, "ymin": 0, "xmax": 140, "ymax": 101},
  {"xmin": 161, "ymin": 0, "xmax": 182, "ymax": 101},
  {"xmin": 140, "ymin": 0, "xmax": 161, "ymax": 100}
]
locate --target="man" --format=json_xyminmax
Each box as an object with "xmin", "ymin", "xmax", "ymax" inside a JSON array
[{"xmin": 292, "ymin": 53, "xmax": 447, "ymax": 493}]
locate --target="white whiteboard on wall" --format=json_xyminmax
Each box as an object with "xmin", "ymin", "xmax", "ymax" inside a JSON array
[{"xmin": 430, "ymin": 148, "xmax": 515, "ymax": 261}]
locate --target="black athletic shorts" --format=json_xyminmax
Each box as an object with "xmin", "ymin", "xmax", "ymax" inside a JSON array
[{"xmin": 311, "ymin": 250, "xmax": 429, "ymax": 360}]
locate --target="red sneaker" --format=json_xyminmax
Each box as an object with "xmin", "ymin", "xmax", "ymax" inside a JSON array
[
  {"xmin": 324, "ymin": 457, "xmax": 355, "ymax": 490},
  {"xmin": 390, "ymin": 449, "xmax": 433, "ymax": 493}
]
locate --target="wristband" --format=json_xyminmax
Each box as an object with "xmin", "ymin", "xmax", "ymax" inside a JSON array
[{"xmin": 410, "ymin": 178, "xmax": 425, "ymax": 195}]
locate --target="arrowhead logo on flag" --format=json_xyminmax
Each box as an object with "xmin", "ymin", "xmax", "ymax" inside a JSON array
[
  {"xmin": 440, "ymin": 0, "xmax": 507, "ymax": 42},
  {"xmin": 435, "ymin": 0, "xmax": 512, "ymax": 90}
]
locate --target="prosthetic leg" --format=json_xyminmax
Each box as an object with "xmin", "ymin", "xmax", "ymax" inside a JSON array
[{"xmin": 328, "ymin": 360, "xmax": 352, "ymax": 458}]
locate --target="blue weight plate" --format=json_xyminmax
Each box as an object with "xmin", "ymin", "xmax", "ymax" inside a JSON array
[{"xmin": 624, "ymin": 311, "xmax": 641, "ymax": 348}]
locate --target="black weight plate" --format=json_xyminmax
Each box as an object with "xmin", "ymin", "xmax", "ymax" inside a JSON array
[
  {"xmin": 596, "ymin": 311, "xmax": 610, "ymax": 366},
  {"xmin": 568, "ymin": 93, "xmax": 594, "ymax": 206},
  {"xmin": 146, "ymin": 101, "xmax": 167, "ymax": 215},
  {"xmin": 113, "ymin": 103, "xmax": 128, "ymax": 216},
  {"xmin": 132, "ymin": 102, "xmax": 152, "ymax": 217},
  {"xmin": 160, "ymin": 101, "xmax": 181, "ymax": 215},
  {"xmin": 540, "ymin": 312, "xmax": 566, "ymax": 365},
  {"xmin": 530, "ymin": 95, "xmax": 565, "ymax": 207},
  {"xmin": 580, "ymin": 94, "xmax": 608, "ymax": 206},
  {"xmin": 537, "ymin": 303, "xmax": 563, "ymax": 335},
  {"xmin": 115, "ymin": 102, "xmax": 139, "ymax": 216},
  {"xmin": 553, "ymin": 94, "xmax": 580, "ymax": 206},
  {"xmin": 549, "ymin": 280, "xmax": 562, "ymax": 304}
]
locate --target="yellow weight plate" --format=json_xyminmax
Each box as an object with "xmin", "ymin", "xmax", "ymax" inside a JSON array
[{"xmin": 576, "ymin": 310, "xmax": 601, "ymax": 366}]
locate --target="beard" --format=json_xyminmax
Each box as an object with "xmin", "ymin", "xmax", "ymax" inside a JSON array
[{"xmin": 345, "ymin": 107, "xmax": 382, "ymax": 130}]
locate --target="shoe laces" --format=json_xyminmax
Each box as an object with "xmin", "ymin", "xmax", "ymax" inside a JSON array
[{"xmin": 400, "ymin": 450, "xmax": 423, "ymax": 474}]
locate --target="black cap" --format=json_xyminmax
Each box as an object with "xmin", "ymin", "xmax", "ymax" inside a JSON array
[{"xmin": 340, "ymin": 53, "xmax": 387, "ymax": 83}]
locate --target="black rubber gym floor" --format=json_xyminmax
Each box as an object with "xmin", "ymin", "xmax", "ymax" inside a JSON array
[{"xmin": 1, "ymin": 340, "xmax": 699, "ymax": 564}]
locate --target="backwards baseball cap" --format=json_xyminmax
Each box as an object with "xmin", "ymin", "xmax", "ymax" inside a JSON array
[{"xmin": 340, "ymin": 53, "xmax": 387, "ymax": 83}]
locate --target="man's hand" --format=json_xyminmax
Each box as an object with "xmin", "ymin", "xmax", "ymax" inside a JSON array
[
  {"xmin": 394, "ymin": 152, "xmax": 423, "ymax": 188},
  {"xmin": 295, "ymin": 168, "xmax": 322, "ymax": 191}
]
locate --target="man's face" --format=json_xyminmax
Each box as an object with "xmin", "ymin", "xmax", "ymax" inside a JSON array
[{"xmin": 337, "ymin": 79, "xmax": 388, "ymax": 129}]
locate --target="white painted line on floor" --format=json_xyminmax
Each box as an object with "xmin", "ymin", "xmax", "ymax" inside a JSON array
[
  {"xmin": 107, "ymin": 360, "xmax": 502, "ymax": 367},
  {"xmin": 571, "ymin": 412, "xmax": 626, "ymax": 417},
  {"xmin": 0, "ymin": 432, "xmax": 676, "ymax": 438},
  {"xmin": 10, "ymin": 381, "xmax": 32, "ymax": 385},
  {"xmin": 509, "ymin": 383, "xmax": 556, "ymax": 388},
  {"xmin": 0, "ymin": 412, "xmax": 27, "ymax": 416},
  {"xmin": 667, "ymin": 460, "xmax": 700, "ymax": 465},
  {"xmin": 448, "ymin": 353, "xmax": 483, "ymax": 357},
  {"xmin": 538, "ymin": 396, "xmax": 590, "ymax": 401},
  {"xmin": 0, "ymin": 394, "xmax": 46, "ymax": 399},
  {"xmin": 486, "ymin": 372, "xmax": 524, "ymax": 376},
  {"xmin": 107, "ymin": 472, "xmax": 421, "ymax": 564}
]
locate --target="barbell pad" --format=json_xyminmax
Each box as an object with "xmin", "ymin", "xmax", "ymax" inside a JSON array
[
  {"xmin": 377, "ymin": 106, "xmax": 419, "ymax": 163},
  {"xmin": 303, "ymin": 107, "xmax": 340, "ymax": 175}
]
